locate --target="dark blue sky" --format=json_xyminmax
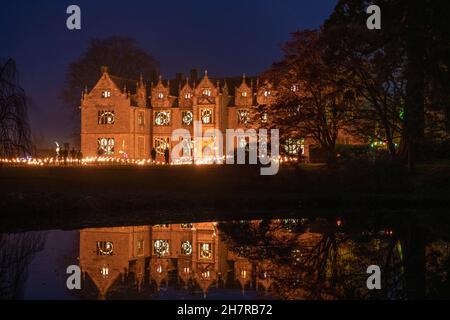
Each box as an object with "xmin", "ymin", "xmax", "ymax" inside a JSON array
[{"xmin": 1, "ymin": 0, "xmax": 337, "ymax": 147}]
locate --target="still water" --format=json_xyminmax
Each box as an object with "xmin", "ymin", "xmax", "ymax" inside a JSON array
[{"xmin": 1, "ymin": 217, "xmax": 449, "ymax": 300}]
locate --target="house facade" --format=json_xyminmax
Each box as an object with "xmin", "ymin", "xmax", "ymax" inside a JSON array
[{"xmin": 80, "ymin": 66, "xmax": 358, "ymax": 162}]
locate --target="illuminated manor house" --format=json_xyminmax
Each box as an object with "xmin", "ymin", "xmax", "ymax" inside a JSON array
[
  {"xmin": 79, "ymin": 223, "xmax": 270, "ymax": 299},
  {"xmin": 80, "ymin": 66, "xmax": 358, "ymax": 161}
]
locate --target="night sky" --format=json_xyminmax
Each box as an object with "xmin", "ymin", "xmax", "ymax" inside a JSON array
[{"xmin": 1, "ymin": 0, "xmax": 337, "ymax": 147}]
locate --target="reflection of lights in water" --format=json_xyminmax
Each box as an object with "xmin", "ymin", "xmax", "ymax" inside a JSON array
[{"xmin": 101, "ymin": 264, "xmax": 109, "ymax": 278}]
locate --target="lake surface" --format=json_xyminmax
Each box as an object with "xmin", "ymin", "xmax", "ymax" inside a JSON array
[{"xmin": 1, "ymin": 216, "xmax": 449, "ymax": 300}]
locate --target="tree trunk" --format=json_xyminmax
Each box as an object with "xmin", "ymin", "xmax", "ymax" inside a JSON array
[
  {"xmin": 403, "ymin": 0, "xmax": 426, "ymax": 173},
  {"xmin": 402, "ymin": 215, "xmax": 426, "ymax": 299}
]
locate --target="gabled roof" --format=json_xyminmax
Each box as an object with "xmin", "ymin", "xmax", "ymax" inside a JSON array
[{"xmin": 109, "ymin": 75, "xmax": 138, "ymax": 93}]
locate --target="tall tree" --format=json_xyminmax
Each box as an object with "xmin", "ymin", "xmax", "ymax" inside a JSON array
[
  {"xmin": 257, "ymin": 30, "xmax": 353, "ymax": 163},
  {"xmin": 323, "ymin": 0, "xmax": 406, "ymax": 158},
  {"xmin": 0, "ymin": 59, "xmax": 33, "ymax": 157},
  {"xmin": 324, "ymin": 0, "xmax": 450, "ymax": 166},
  {"xmin": 60, "ymin": 36, "xmax": 159, "ymax": 143}
]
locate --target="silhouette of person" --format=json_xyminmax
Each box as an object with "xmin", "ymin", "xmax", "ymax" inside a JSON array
[
  {"xmin": 63, "ymin": 148, "xmax": 68, "ymax": 165},
  {"xmin": 77, "ymin": 150, "xmax": 83, "ymax": 164},
  {"xmin": 151, "ymin": 148, "xmax": 157, "ymax": 163},
  {"xmin": 164, "ymin": 147, "xmax": 170, "ymax": 164},
  {"xmin": 70, "ymin": 148, "xmax": 76, "ymax": 160}
]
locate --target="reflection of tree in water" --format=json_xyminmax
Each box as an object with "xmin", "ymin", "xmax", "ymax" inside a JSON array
[
  {"xmin": 0, "ymin": 232, "xmax": 46, "ymax": 299},
  {"xmin": 218, "ymin": 214, "xmax": 450, "ymax": 300}
]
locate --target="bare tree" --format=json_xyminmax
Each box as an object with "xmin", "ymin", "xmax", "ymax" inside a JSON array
[
  {"xmin": 0, "ymin": 232, "xmax": 46, "ymax": 299},
  {"xmin": 0, "ymin": 59, "xmax": 33, "ymax": 157}
]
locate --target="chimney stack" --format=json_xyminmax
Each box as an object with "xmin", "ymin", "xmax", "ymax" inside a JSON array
[
  {"xmin": 190, "ymin": 68, "xmax": 198, "ymax": 82},
  {"xmin": 100, "ymin": 66, "xmax": 109, "ymax": 75}
]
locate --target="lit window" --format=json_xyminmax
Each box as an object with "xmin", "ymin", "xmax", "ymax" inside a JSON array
[
  {"xmin": 261, "ymin": 112, "xmax": 268, "ymax": 123},
  {"xmin": 98, "ymin": 110, "xmax": 115, "ymax": 125},
  {"xmin": 241, "ymin": 91, "xmax": 248, "ymax": 97},
  {"xmin": 201, "ymin": 270, "xmax": 211, "ymax": 279},
  {"xmin": 154, "ymin": 137, "xmax": 170, "ymax": 155},
  {"xmin": 202, "ymin": 88, "xmax": 211, "ymax": 96},
  {"xmin": 154, "ymin": 224, "xmax": 169, "ymax": 228},
  {"xmin": 137, "ymin": 239, "xmax": 144, "ymax": 256},
  {"xmin": 201, "ymin": 109, "xmax": 213, "ymax": 124},
  {"xmin": 237, "ymin": 110, "xmax": 249, "ymax": 124},
  {"xmin": 101, "ymin": 264, "xmax": 109, "ymax": 278},
  {"xmin": 181, "ymin": 241, "xmax": 193, "ymax": 255},
  {"xmin": 138, "ymin": 111, "xmax": 145, "ymax": 126},
  {"xmin": 97, "ymin": 138, "xmax": 115, "ymax": 155},
  {"xmin": 182, "ymin": 111, "xmax": 193, "ymax": 125},
  {"xmin": 263, "ymin": 90, "xmax": 271, "ymax": 97},
  {"xmin": 154, "ymin": 240, "xmax": 169, "ymax": 257},
  {"xmin": 199, "ymin": 243, "xmax": 212, "ymax": 259},
  {"xmin": 101, "ymin": 90, "xmax": 111, "ymax": 98},
  {"xmin": 284, "ymin": 138, "xmax": 304, "ymax": 155},
  {"xmin": 291, "ymin": 84, "xmax": 299, "ymax": 92},
  {"xmin": 154, "ymin": 111, "xmax": 170, "ymax": 126},
  {"xmin": 181, "ymin": 223, "xmax": 193, "ymax": 228},
  {"xmin": 157, "ymin": 92, "xmax": 164, "ymax": 99},
  {"xmin": 184, "ymin": 92, "xmax": 192, "ymax": 99},
  {"xmin": 97, "ymin": 241, "xmax": 114, "ymax": 255}
]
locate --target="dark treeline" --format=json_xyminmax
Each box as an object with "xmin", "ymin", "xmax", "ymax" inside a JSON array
[
  {"xmin": 255, "ymin": 0, "xmax": 450, "ymax": 168},
  {"xmin": 219, "ymin": 213, "xmax": 450, "ymax": 300},
  {"xmin": 0, "ymin": 59, "xmax": 32, "ymax": 158}
]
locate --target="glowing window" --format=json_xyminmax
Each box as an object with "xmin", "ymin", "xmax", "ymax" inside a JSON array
[
  {"xmin": 199, "ymin": 243, "xmax": 212, "ymax": 259},
  {"xmin": 237, "ymin": 109, "xmax": 249, "ymax": 124},
  {"xmin": 241, "ymin": 91, "xmax": 248, "ymax": 97},
  {"xmin": 182, "ymin": 111, "xmax": 193, "ymax": 125},
  {"xmin": 181, "ymin": 241, "xmax": 193, "ymax": 255},
  {"xmin": 202, "ymin": 88, "xmax": 211, "ymax": 96},
  {"xmin": 284, "ymin": 138, "xmax": 304, "ymax": 155},
  {"xmin": 154, "ymin": 240, "xmax": 169, "ymax": 257},
  {"xmin": 98, "ymin": 110, "xmax": 115, "ymax": 125},
  {"xmin": 101, "ymin": 90, "xmax": 111, "ymax": 98},
  {"xmin": 263, "ymin": 90, "xmax": 271, "ymax": 97},
  {"xmin": 261, "ymin": 112, "xmax": 268, "ymax": 123},
  {"xmin": 101, "ymin": 264, "xmax": 109, "ymax": 278},
  {"xmin": 137, "ymin": 111, "xmax": 145, "ymax": 126},
  {"xmin": 201, "ymin": 109, "xmax": 213, "ymax": 124},
  {"xmin": 291, "ymin": 84, "xmax": 299, "ymax": 92},
  {"xmin": 97, "ymin": 138, "xmax": 115, "ymax": 155},
  {"xmin": 184, "ymin": 92, "xmax": 192, "ymax": 99},
  {"xmin": 154, "ymin": 137, "xmax": 170, "ymax": 155},
  {"xmin": 137, "ymin": 239, "xmax": 144, "ymax": 256},
  {"xmin": 97, "ymin": 241, "xmax": 114, "ymax": 255},
  {"xmin": 154, "ymin": 111, "xmax": 170, "ymax": 126},
  {"xmin": 157, "ymin": 92, "xmax": 164, "ymax": 99}
]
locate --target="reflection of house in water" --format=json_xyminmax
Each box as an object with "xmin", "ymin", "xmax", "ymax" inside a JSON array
[{"xmin": 79, "ymin": 222, "xmax": 270, "ymax": 299}]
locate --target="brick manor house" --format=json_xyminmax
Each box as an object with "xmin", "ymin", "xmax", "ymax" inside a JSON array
[{"xmin": 80, "ymin": 66, "xmax": 359, "ymax": 162}]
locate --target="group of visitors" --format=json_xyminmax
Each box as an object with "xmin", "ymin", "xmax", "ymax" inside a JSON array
[
  {"xmin": 150, "ymin": 147, "xmax": 170, "ymax": 164},
  {"xmin": 56, "ymin": 147, "xmax": 83, "ymax": 165}
]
